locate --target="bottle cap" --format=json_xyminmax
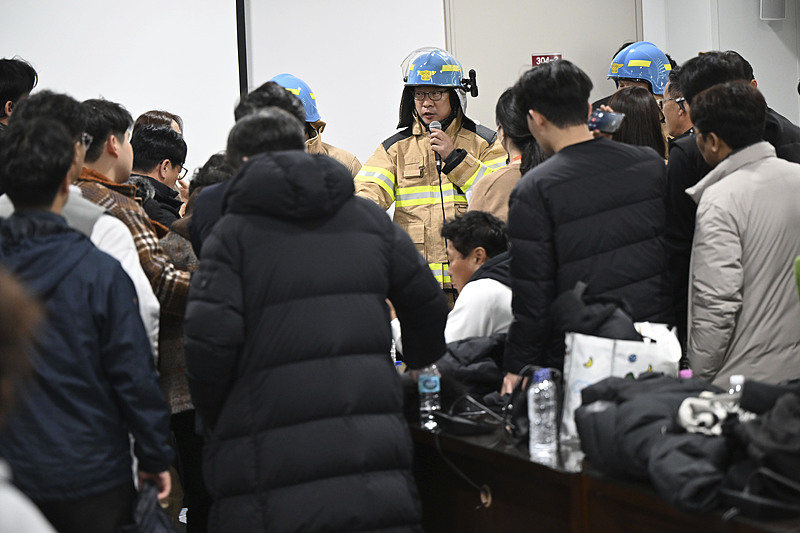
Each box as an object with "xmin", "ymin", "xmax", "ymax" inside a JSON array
[
  {"xmin": 729, "ymin": 374, "xmax": 745, "ymax": 385},
  {"xmin": 533, "ymin": 368, "xmax": 551, "ymax": 382},
  {"xmin": 679, "ymin": 369, "xmax": 693, "ymax": 379}
]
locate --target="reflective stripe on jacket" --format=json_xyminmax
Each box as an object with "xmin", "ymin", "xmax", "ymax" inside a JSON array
[{"xmin": 355, "ymin": 113, "xmax": 506, "ymax": 288}]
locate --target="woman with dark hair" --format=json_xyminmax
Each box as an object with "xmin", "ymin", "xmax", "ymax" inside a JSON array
[
  {"xmin": 607, "ymin": 86, "xmax": 667, "ymax": 158},
  {"xmin": 469, "ymin": 88, "xmax": 546, "ymax": 221}
]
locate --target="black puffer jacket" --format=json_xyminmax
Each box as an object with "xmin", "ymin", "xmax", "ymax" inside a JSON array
[
  {"xmin": 504, "ymin": 138, "xmax": 673, "ymax": 373},
  {"xmin": 184, "ymin": 151, "xmax": 448, "ymax": 533}
]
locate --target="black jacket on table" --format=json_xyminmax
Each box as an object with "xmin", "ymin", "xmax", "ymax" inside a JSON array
[
  {"xmin": 664, "ymin": 108, "xmax": 800, "ymax": 344},
  {"xmin": 504, "ymin": 137, "xmax": 673, "ymax": 374},
  {"xmin": 0, "ymin": 211, "xmax": 173, "ymax": 501},
  {"xmin": 183, "ymin": 150, "xmax": 448, "ymax": 533}
]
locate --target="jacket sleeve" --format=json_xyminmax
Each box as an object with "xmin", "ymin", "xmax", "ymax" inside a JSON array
[
  {"xmin": 354, "ymin": 144, "xmax": 396, "ymax": 210},
  {"xmin": 115, "ymin": 202, "xmax": 191, "ymax": 317},
  {"xmin": 183, "ymin": 226, "xmax": 245, "ymax": 430},
  {"xmin": 99, "ymin": 262, "xmax": 173, "ymax": 474},
  {"xmin": 91, "ymin": 214, "xmax": 161, "ymax": 360},
  {"xmin": 503, "ymin": 178, "xmax": 557, "ymax": 374},
  {"xmin": 443, "ymin": 139, "xmax": 508, "ymax": 193},
  {"xmin": 687, "ymin": 201, "xmax": 743, "ymax": 381},
  {"xmin": 387, "ymin": 223, "xmax": 448, "ymax": 370}
]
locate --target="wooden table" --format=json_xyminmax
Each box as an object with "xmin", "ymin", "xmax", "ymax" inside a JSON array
[{"xmin": 411, "ymin": 426, "xmax": 800, "ymax": 533}]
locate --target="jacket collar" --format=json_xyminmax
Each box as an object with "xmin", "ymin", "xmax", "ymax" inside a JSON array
[
  {"xmin": 685, "ymin": 141, "xmax": 775, "ymax": 204},
  {"xmin": 305, "ymin": 120, "xmax": 326, "ymax": 152},
  {"xmin": 411, "ymin": 111, "xmax": 463, "ymax": 137},
  {"xmin": 79, "ymin": 167, "xmax": 137, "ymax": 199}
]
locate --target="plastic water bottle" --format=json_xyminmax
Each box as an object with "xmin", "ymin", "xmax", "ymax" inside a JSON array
[
  {"xmin": 528, "ymin": 368, "xmax": 557, "ymax": 462},
  {"xmin": 418, "ymin": 364, "xmax": 441, "ymax": 431},
  {"xmin": 728, "ymin": 374, "xmax": 744, "ymax": 395}
]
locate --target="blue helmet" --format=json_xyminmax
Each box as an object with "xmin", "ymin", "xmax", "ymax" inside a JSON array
[
  {"xmin": 403, "ymin": 48, "xmax": 464, "ymax": 87},
  {"xmin": 608, "ymin": 41, "xmax": 671, "ymax": 95},
  {"xmin": 269, "ymin": 73, "xmax": 320, "ymax": 122}
]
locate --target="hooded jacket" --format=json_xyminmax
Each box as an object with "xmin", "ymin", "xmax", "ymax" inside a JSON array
[
  {"xmin": 355, "ymin": 111, "xmax": 507, "ymax": 289},
  {"xmin": 686, "ymin": 142, "xmax": 800, "ymax": 387},
  {"xmin": 184, "ymin": 151, "xmax": 448, "ymax": 532},
  {"xmin": 504, "ymin": 137, "xmax": 674, "ymax": 374},
  {"xmin": 0, "ymin": 211, "xmax": 172, "ymax": 501}
]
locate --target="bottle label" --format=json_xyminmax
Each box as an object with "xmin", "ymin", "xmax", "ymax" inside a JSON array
[{"xmin": 418, "ymin": 375, "xmax": 441, "ymax": 394}]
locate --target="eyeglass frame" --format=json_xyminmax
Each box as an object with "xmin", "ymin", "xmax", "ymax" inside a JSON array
[
  {"xmin": 659, "ymin": 96, "xmax": 686, "ymax": 112},
  {"xmin": 176, "ymin": 163, "xmax": 188, "ymax": 179},
  {"xmin": 412, "ymin": 89, "xmax": 446, "ymax": 102},
  {"xmin": 80, "ymin": 132, "xmax": 93, "ymax": 150}
]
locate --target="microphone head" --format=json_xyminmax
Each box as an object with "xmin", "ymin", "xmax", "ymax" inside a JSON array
[{"xmin": 430, "ymin": 120, "xmax": 442, "ymax": 131}]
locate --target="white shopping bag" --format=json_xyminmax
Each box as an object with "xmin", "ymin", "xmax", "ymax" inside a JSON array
[{"xmin": 560, "ymin": 323, "xmax": 681, "ymax": 442}]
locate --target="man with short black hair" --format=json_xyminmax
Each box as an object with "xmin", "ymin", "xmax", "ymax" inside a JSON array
[
  {"xmin": 0, "ymin": 90, "xmax": 160, "ymax": 358},
  {"xmin": 77, "ymin": 98, "xmax": 191, "ymax": 317},
  {"xmin": 129, "ymin": 125, "xmax": 188, "ymax": 228},
  {"xmin": 661, "ymin": 68, "xmax": 693, "ymax": 140},
  {"xmin": 0, "ymin": 57, "xmax": 37, "ymax": 133},
  {"xmin": 503, "ymin": 59, "xmax": 673, "ymax": 392},
  {"xmin": 665, "ymin": 51, "xmax": 800, "ymax": 352},
  {"xmin": 686, "ymin": 81, "xmax": 800, "ymax": 387},
  {"xmin": 0, "ymin": 116, "xmax": 173, "ymax": 533},
  {"xmin": 190, "ymin": 94, "xmax": 307, "ymax": 255}
]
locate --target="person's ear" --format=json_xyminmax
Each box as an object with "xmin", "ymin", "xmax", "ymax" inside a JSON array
[
  {"xmin": 528, "ymin": 110, "xmax": 546, "ymax": 129},
  {"xmin": 159, "ymin": 159, "xmax": 171, "ymax": 179},
  {"xmin": 4, "ymin": 100, "xmax": 13, "ymax": 117},
  {"xmin": 472, "ymin": 246, "xmax": 488, "ymax": 266},
  {"xmin": 107, "ymin": 134, "xmax": 120, "ymax": 158},
  {"xmin": 707, "ymin": 132, "xmax": 722, "ymax": 154}
]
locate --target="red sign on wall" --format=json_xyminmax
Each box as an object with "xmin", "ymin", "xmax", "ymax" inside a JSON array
[{"xmin": 532, "ymin": 53, "xmax": 562, "ymax": 66}]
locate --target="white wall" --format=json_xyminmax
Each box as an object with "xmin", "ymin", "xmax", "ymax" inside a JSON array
[
  {"xmin": 643, "ymin": 0, "xmax": 800, "ymax": 123},
  {"xmin": 245, "ymin": 0, "xmax": 445, "ymax": 165},
  {"xmin": 446, "ymin": 0, "xmax": 643, "ymax": 130},
  {"xmin": 2, "ymin": 0, "xmax": 239, "ymax": 175}
]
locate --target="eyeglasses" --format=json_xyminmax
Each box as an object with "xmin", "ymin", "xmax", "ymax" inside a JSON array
[
  {"xmin": 413, "ymin": 89, "xmax": 445, "ymax": 102},
  {"xmin": 80, "ymin": 132, "xmax": 93, "ymax": 150},
  {"xmin": 659, "ymin": 96, "xmax": 686, "ymax": 111},
  {"xmin": 177, "ymin": 163, "xmax": 188, "ymax": 179}
]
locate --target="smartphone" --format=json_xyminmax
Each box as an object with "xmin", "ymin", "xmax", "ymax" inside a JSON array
[{"xmin": 588, "ymin": 109, "xmax": 625, "ymax": 133}]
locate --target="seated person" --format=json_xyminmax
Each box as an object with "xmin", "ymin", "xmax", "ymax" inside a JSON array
[{"xmin": 393, "ymin": 211, "xmax": 512, "ymax": 351}]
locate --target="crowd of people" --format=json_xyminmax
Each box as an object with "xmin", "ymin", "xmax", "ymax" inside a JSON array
[{"xmin": 1, "ymin": 40, "xmax": 800, "ymax": 532}]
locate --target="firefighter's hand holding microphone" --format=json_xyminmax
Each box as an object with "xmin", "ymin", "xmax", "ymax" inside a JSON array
[{"xmin": 429, "ymin": 123, "xmax": 455, "ymax": 168}]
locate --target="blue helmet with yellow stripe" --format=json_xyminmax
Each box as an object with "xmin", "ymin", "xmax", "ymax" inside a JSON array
[
  {"xmin": 403, "ymin": 48, "xmax": 464, "ymax": 87},
  {"xmin": 269, "ymin": 73, "xmax": 321, "ymax": 122},
  {"xmin": 608, "ymin": 41, "xmax": 671, "ymax": 95}
]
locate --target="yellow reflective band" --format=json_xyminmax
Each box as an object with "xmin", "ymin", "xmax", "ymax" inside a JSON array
[
  {"xmin": 484, "ymin": 157, "xmax": 508, "ymax": 170},
  {"xmin": 462, "ymin": 157, "xmax": 507, "ymax": 191},
  {"xmin": 397, "ymin": 183, "xmax": 457, "ymax": 195},
  {"xmin": 356, "ymin": 166, "xmax": 396, "ymax": 198},
  {"xmin": 428, "ymin": 263, "xmax": 451, "ymax": 283},
  {"xmin": 442, "ymin": 65, "xmax": 460, "ymax": 72},
  {"xmin": 285, "ymin": 87, "xmax": 301, "ymax": 96},
  {"xmin": 409, "ymin": 63, "xmax": 415, "ymax": 71},
  {"xmin": 309, "ymin": 92, "xmax": 316, "ymax": 100},
  {"xmin": 664, "ymin": 64, "xmax": 672, "ymax": 71},
  {"xmin": 396, "ymin": 196, "xmax": 462, "ymax": 208},
  {"xmin": 610, "ymin": 62, "xmax": 623, "ymax": 74},
  {"xmin": 628, "ymin": 59, "xmax": 651, "ymax": 67}
]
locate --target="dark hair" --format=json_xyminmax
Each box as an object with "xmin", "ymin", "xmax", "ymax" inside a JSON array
[
  {"xmin": 666, "ymin": 68, "xmax": 683, "ymax": 97},
  {"xmin": 0, "ymin": 266, "xmax": 41, "ymax": 427},
  {"xmin": 613, "ymin": 41, "xmax": 636, "ymax": 60},
  {"xmin": 495, "ymin": 88, "xmax": 546, "ymax": 175},
  {"xmin": 131, "ymin": 125, "xmax": 187, "ymax": 173},
  {"xmin": 679, "ymin": 51, "xmax": 747, "ymax": 105},
  {"xmin": 10, "ymin": 90, "xmax": 86, "ymax": 139},
  {"xmin": 724, "ymin": 50, "xmax": 754, "ymax": 81},
  {"xmin": 81, "ymin": 99, "xmax": 133, "ymax": 163},
  {"xmin": 189, "ymin": 152, "xmax": 236, "ymax": 196},
  {"xmin": 0, "ymin": 58, "xmax": 38, "ymax": 120},
  {"xmin": 0, "ymin": 117, "xmax": 76, "ymax": 209},
  {"xmin": 513, "ymin": 60, "xmax": 593, "ymax": 128},
  {"xmin": 226, "ymin": 107, "xmax": 305, "ymax": 167},
  {"xmin": 441, "ymin": 211, "xmax": 508, "ymax": 259},
  {"xmin": 608, "ymin": 87, "xmax": 667, "ymax": 157},
  {"xmin": 665, "ymin": 53, "xmax": 679, "ymax": 71},
  {"xmin": 690, "ymin": 81, "xmax": 766, "ymax": 150},
  {"xmin": 133, "ymin": 110, "xmax": 184, "ymax": 135},
  {"xmin": 234, "ymin": 81, "xmax": 306, "ymax": 125}
]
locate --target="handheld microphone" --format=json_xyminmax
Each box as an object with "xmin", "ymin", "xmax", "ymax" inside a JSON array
[{"xmin": 430, "ymin": 120, "xmax": 442, "ymax": 173}]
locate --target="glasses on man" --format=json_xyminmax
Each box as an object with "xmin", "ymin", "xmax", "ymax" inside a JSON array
[
  {"xmin": 413, "ymin": 89, "xmax": 445, "ymax": 102},
  {"xmin": 659, "ymin": 96, "xmax": 686, "ymax": 112},
  {"xmin": 177, "ymin": 164, "xmax": 188, "ymax": 179},
  {"xmin": 80, "ymin": 132, "xmax": 93, "ymax": 150}
]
